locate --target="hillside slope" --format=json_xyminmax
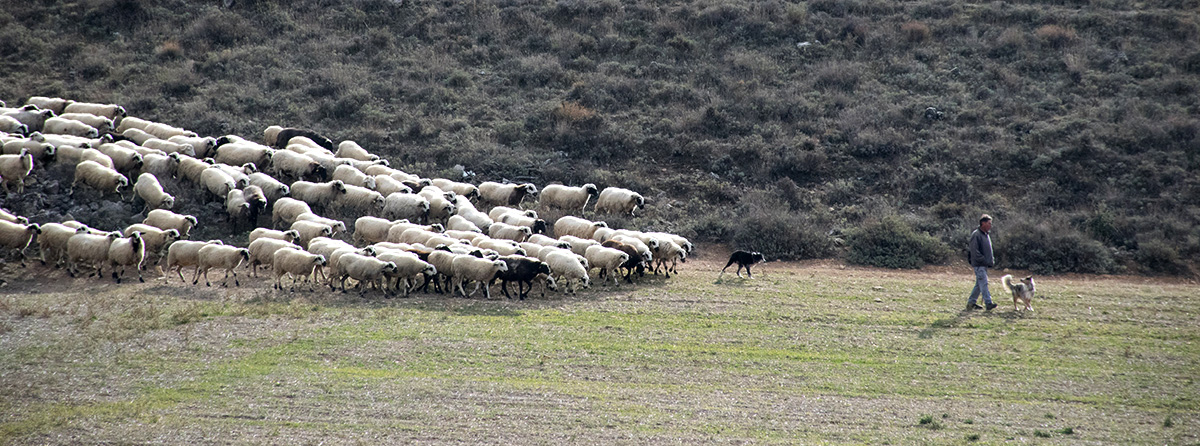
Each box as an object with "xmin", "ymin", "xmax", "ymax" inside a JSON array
[{"xmin": 0, "ymin": 0, "xmax": 1197, "ymax": 273}]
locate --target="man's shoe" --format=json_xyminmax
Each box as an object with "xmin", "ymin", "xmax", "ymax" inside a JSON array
[
  {"xmin": 966, "ymin": 303, "xmax": 983, "ymax": 310},
  {"xmin": 985, "ymin": 303, "xmax": 998, "ymax": 311}
]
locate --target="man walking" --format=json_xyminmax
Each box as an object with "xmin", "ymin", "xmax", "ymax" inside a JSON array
[{"xmin": 967, "ymin": 214, "xmax": 998, "ymax": 311}]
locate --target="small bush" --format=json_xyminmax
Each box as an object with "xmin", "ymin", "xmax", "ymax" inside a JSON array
[
  {"xmin": 999, "ymin": 222, "xmax": 1117, "ymax": 274},
  {"xmin": 846, "ymin": 216, "xmax": 951, "ymax": 269},
  {"xmin": 813, "ymin": 61, "xmax": 863, "ymax": 92},
  {"xmin": 554, "ymin": 101, "xmax": 596, "ymax": 123},
  {"xmin": 1134, "ymin": 240, "xmax": 1190, "ymax": 276},
  {"xmin": 901, "ymin": 21, "xmax": 931, "ymax": 43},
  {"xmin": 1035, "ymin": 24, "xmax": 1076, "ymax": 47},
  {"xmin": 729, "ymin": 191, "xmax": 834, "ymax": 261},
  {"xmin": 1034, "ymin": 429, "xmax": 1052, "ymax": 438},
  {"xmin": 918, "ymin": 414, "xmax": 943, "ymax": 429}
]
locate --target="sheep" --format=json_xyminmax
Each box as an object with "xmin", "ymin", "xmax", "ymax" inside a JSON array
[
  {"xmin": 455, "ymin": 207, "xmax": 495, "ymax": 234},
  {"xmin": 488, "ymin": 222, "xmax": 533, "ymax": 243},
  {"xmin": 176, "ymin": 155, "xmax": 212, "ymax": 183},
  {"xmin": 385, "ymin": 222, "xmax": 444, "ymax": 244},
  {"xmin": 62, "ymin": 102, "xmax": 126, "ymax": 120},
  {"xmin": 290, "ymin": 220, "xmax": 335, "ymax": 248},
  {"xmin": 195, "ymin": 244, "xmax": 251, "ymax": 286},
  {"xmin": 612, "ymin": 229, "xmax": 661, "ymax": 251},
  {"xmin": 38, "ymin": 133, "xmax": 104, "ymax": 150},
  {"xmin": 374, "ymin": 250, "xmax": 437, "ymax": 296},
  {"xmin": 115, "ymin": 116, "xmax": 151, "ymax": 133},
  {"xmin": 602, "ymin": 240, "xmax": 647, "ymax": 283},
  {"xmin": 270, "ymin": 149, "xmax": 324, "ymax": 181},
  {"xmin": 430, "ymin": 178, "xmax": 479, "ymax": 200},
  {"xmin": 335, "ymin": 140, "xmax": 379, "ymax": 161},
  {"xmin": 395, "ymin": 227, "xmax": 442, "ymax": 246},
  {"xmin": 0, "ymin": 116, "xmax": 30, "ymax": 135},
  {"xmin": 134, "ymin": 173, "xmax": 175, "ymax": 212},
  {"xmin": 65, "ymin": 231, "xmax": 119, "ymax": 278},
  {"xmin": 647, "ymin": 231, "xmax": 694, "ymax": 255},
  {"xmin": 610, "ymin": 234, "xmax": 654, "ymax": 264},
  {"xmin": 333, "ymin": 252, "xmax": 398, "ymax": 296},
  {"xmin": 382, "ymin": 193, "xmax": 430, "ymax": 222},
  {"xmin": 328, "ymin": 164, "xmax": 374, "ymax": 190},
  {"xmin": 539, "ymin": 183, "xmax": 599, "ymax": 213},
  {"xmin": 141, "ymin": 138, "xmax": 196, "ymax": 157},
  {"xmin": 295, "ymin": 212, "xmax": 347, "ymax": 235},
  {"xmin": 122, "ymin": 128, "xmax": 155, "ymax": 145},
  {"xmin": 488, "ymin": 206, "xmax": 537, "ymax": 222},
  {"xmin": 270, "ymin": 128, "xmax": 335, "ymax": 151},
  {"xmin": 2, "ymin": 107, "xmax": 55, "ymax": 132},
  {"xmin": 595, "ymin": 187, "xmax": 645, "ymax": 216},
  {"xmin": 517, "ymin": 242, "xmax": 544, "ymax": 258},
  {"xmin": 591, "ymin": 226, "xmax": 616, "ymax": 243},
  {"xmin": 446, "ymin": 214, "xmax": 483, "ymax": 233},
  {"xmin": 585, "ymin": 245, "xmax": 630, "ymax": 287},
  {"xmin": 372, "ymin": 175, "xmax": 412, "ymax": 196},
  {"xmin": 0, "ymin": 208, "xmax": 27, "ymax": 225},
  {"xmin": 528, "ymin": 234, "xmax": 572, "ymax": 250},
  {"xmin": 213, "ymin": 142, "xmax": 273, "ymax": 167},
  {"xmin": 544, "ymin": 249, "xmax": 590, "ymax": 294},
  {"xmin": 201, "ymin": 167, "xmax": 237, "ymax": 201},
  {"xmin": 0, "ymin": 149, "xmax": 34, "ymax": 193},
  {"xmin": 140, "ymin": 152, "xmax": 180, "ymax": 179},
  {"xmin": 290, "ymin": 180, "xmax": 347, "ymax": 211},
  {"xmin": 477, "ymin": 182, "xmax": 538, "ymax": 207},
  {"xmin": 70, "ymin": 160, "xmax": 130, "ymax": 198},
  {"xmin": 43, "ymin": 117, "xmax": 100, "ymax": 138},
  {"xmin": 0, "ymin": 220, "xmax": 41, "ymax": 266},
  {"xmin": 558, "ymin": 235, "xmax": 600, "ymax": 256},
  {"xmin": 25, "ymin": 96, "xmax": 73, "ymax": 114},
  {"xmin": 57, "ymin": 113, "xmax": 114, "ymax": 133},
  {"xmin": 144, "ymin": 209, "xmax": 198, "ymax": 238},
  {"xmin": 248, "ymin": 228, "xmax": 300, "ymax": 245},
  {"xmin": 336, "ymin": 184, "xmax": 385, "ymax": 216},
  {"xmin": 471, "ymin": 238, "xmax": 526, "ymax": 256},
  {"xmin": 353, "ymin": 216, "xmax": 406, "ymax": 245},
  {"xmin": 419, "ymin": 192, "xmax": 456, "ymax": 224},
  {"xmin": 38, "ymin": 223, "xmax": 81, "ymax": 267},
  {"xmin": 249, "ymin": 172, "xmax": 291, "ymax": 204},
  {"xmin": 490, "ymin": 255, "xmax": 555, "ymax": 300},
  {"xmin": 499, "ymin": 214, "xmax": 548, "ymax": 235},
  {"xmin": 212, "ymin": 162, "xmax": 253, "ymax": 188},
  {"xmin": 142, "ymin": 122, "xmax": 195, "ymax": 140},
  {"xmin": 80, "ymin": 148, "xmax": 115, "ymax": 168},
  {"xmin": 422, "ymin": 248, "xmax": 463, "ymax": 294},
  {"xmin": 164, "ymin": 240, "xmax": 222, "ymax": 283},
  {"xmin": 450, "ymin": 255, "xmax": 509, "ymax": 299},
  {"xmin": 272, "ymin": 197, "xmax": 313, "ymax": 228},
  {"xmin": 445, "ymin": 230, "xmax": 487, "ymax": 244},
  {"xmin": 650, "ymin": 238, "xmax": 687, "ymax": 277},
  {"xmin": 248, "ymin": 238, "xmax": 302, "ymax": 278},
  {"xmin": 2, "ymin": 137, "xmax": 55, "ymax": 163},
  {"xmin": 121, "ymin": 224, "xmax": 179, "ymax": 272},
  {"xmin": 225, "ymin": 188, "xmax": 253, "ymax": 225},
  {"xmin": 106, "ymin": 232, "xmax": 146, "ymax": 283},
  {"xmin": 243, "ymin": 185, "xmax": 268, "ymax": 219},
  {"xmin": 272, "ymin": 247, "xmax": 327, "ymax": 291},
  {"xmin": 168, "ymin": 135, "xmax": 218, "ymax": 158},
  {"xmin": 553, "ymin": 216, "xmax": 608, "ymax": 240}
]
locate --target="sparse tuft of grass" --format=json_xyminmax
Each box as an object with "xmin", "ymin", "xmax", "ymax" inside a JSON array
[
  {"xmin": 966, "ymin": 433, "xmax": 980, "ymax": 441},
  {"xmin": 1034, "ymin": 429, "xmax": 1052, "ymax": 438}
]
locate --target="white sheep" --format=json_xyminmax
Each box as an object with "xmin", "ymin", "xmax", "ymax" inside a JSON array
[
  {"xmin": 612, "ymin": 229, "xmax": 661, "ymax": 251},
  {"xmin": 456, "ymin": 208, "xmax": 494, "ymax": 234},
  {"xmin": 195, "ymin": 244, "xmax": 251, "ymax": 286},
  {"xmin": 385, "ymin": 222, "xmax": 444, "ymax": 244},
  {"xmin": 290, "ymin": 220, "xmax": 334, "ymax": 248},
  {"xmin": 38, "ymin": 223, "xmax": 83, "ymax": 267},
  {"xmin": 115, "ymin": 116, "xmax": 151, "ymax": 133},
  {"xmin": 544, "ymin": 249, "xmax": 590, "ymax": 294},
  {"xmin": 290, "ymin": 180, "xmax": 347, "ymax": 211},
  {"xmin": 248, "ymin": 228, "xmax": 300, "ymax": 245},
  {"xmin": 610, "ymin": 234, "xmax": 654, "ymax": 263},
  {"xmin": 478, "ymin": 182, "xmax": 538, "ymax": 207},
  {"xmin": 122, "ymin": 224, "xmax": 179, "ymax": 272},
  {"xmin": 42, "ymin": 117, "xmax": 100, "ymax": 138},
  {"xmin": 122, "ymin": 128, "xmax": 155, "ymax": 145},
  {"xmin": 647, "ymin": 231, "xmax": 694, "ymax": 255},
  {"xmin": 135, "ymin": 173, "xmax": 175, "ymax": 212},
  {"xmin": 0, "ymin": 220, "xmax": 41, "ymax": 266},
  {"xmin": 248, "ymin": 238, "xmax": 302, "ymax": 278},
  {"xmin": 445, "ymin": 230, "xmax": 487, "ymax": 244},
  {"xmin": 528, "ymin": 234, "xmax": 571, "ymax": 249},
  {"xmin": 263, "ymin": 125, "xmax": 285, "ymax": 146},
  {"xmin": 591, "ymin": 226, "xmax": 615, "ymax": 242},
  {"xmin": 372, "ymin": 175, "xmax": 412, "ymax": 196},
  {"xmin": 25, "ymin": 96, "xmax": 73, "ymax": 114},
  {"xmin": 212, "ymin": 162, "xmax": 253, "ymax": 188},
  {"xmin": 176, "ymin": 155, "xmax": 212, "ymax": 183},
  {"xmin": 107, "ymin": 232, "xmax": 146, "ymax": 283},
  {"xmin": 272, "ymin": 197, "xmax": 313, "ymax": 228},
  {"xmin": 420, "ymin": 192, "xmax": 456, "ymax": 224},
  {"xmin": 65, "ymin": 231, "xmax": 120, "ymax": 278},
  {"xmin": 488, "ymin": 206, "xmax": 537, "ymax": 222},
  {"xmin": 62, "ymin": 102, "xmax": 126, "ymax": 120},
  {"xmin": 595, "ymin": 187, "xmax": 645, "ymax": 216},
  {"xmin": 335, "ymin": 184, "xmax": 385, "ymax": 216},
  {"xmin": 225, "ymin": 188, "xmax": 252, "ymax": 223},
  {"xmin": 0, "ymin": 208, "xmax": 27, "ymax": 225},
  {"xmin": 331, "ymin": 164, "xmax": 375, "ymax": 190},
  {"xmin": 57, "ymin": 113, "xmax": 114, "ymax": 133},
  {"xmin": 334, "ymin": 252, "xmax": 398, "ymax": 296},
  {"xmin": 249, "ymin": 172, "xmax": 291, "ymax": 204},
  {"xmin": 446, "ymin": 214, "xmax": 482, "ymax": 233},
  {"xmin": 499, "ymin": 214, "xmax": 548, "ymax": 235},
  {"xmin": 553, "ymin": 215, "xmax": 608, "ymax": 240},
  {"xmin": 0, "ymin": 115, "xmax": 29, "ymax": 135},
  {"xmin": 585, "ymin": 245, "xmax": 630, "ymax": 286},
  {"xmin": 539, "ymin": 183, "xmax": 599, "ymax": 213},
  {"xmin": 335, "ymin": 140, "xmax": 379, "ymax": 161},
  {"xmin": 353, "ymin": 216, "xmax": 406, "ymax": 245},
  {"xmin": 270, "ymin": 149, "xmax": 322, "ymax": 180},
  {"xmin": 488, "ymin": 222, "xmax": 533, "ymax": 243},
  {"xmin": 450, "ymin": 255, "xmax": 509, "ymax": 299},
  {"xmin": 201, "ymin": 167, "xmax": 237, "ymax": 201},
  {"xmin": 142, "ymin": 122, "xmax": 196, "ymax": 140},
  {"xmin": 295, "ymin": 212, "xmax": 347, "ymax": 235},
  {"xmin": 382, "ymin": 192, "xmax": 430, "ymax": 222},
  {"xmin": 430, "ymin": 178, "xmax": 479, "ymax": 200},
  {"xmin": 80, "ymin": 148, "xmax": 115, "ymax": 169},
  {"xmin": 141, "ymin": 138, "xmax": 196, "ymax": 157},
  {"xmin": 558, "ymin": 235, "xmax": 599, "ymax": 256},
  {"xmin": 375, "ymin": 250, "xmax": 436, "ymax": 296},
  {"xmin": 140, "ymin": 152, "xmax": 180, "ymax": 179},
  {"xmin": 395, "ymin": 227, "xmax": 441, "ymax": 246},
  {"xmin": 71, "ymin": 160, "xmax": 130, "ymax": 198},
  {"xmin": 2, "ymin": 137, "xmax": 55, "ymax": 162},
  {"xmin": 144, "ymin": 209, "xmax": 198, "ymax": 238},
  {"xmin": 272, "ymin": 247, "xmax": 327, "ymax": 291},
  {"xmin": 2, "ymin": 107, "xmax": 55, "ymax": 132},
  {"xmin": 213, "ymin": 142, "xmax": 273, "ymax": 167},
  {"xmin": 168, "ymin": 135, "xmax": 217, "ymax": 158},
  {"xmin": 164, "ymin": 240, "xmax": 222, "ymax": 283},
  {"xmin": 471, "ymin": 238, "xmax": 526, "ymax": 256},
  {"xmin": 650, "ymin": 238, "xmax": 687, "ymax": 277},
  {"xmin": 0, "ymin": 149, "xmax": 34, "ymax": 193}
]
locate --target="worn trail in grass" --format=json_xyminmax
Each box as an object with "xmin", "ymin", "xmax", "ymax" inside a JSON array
[{"xmin": 0, "ymin": 260, "xmax": 1196, "ymax": 444}]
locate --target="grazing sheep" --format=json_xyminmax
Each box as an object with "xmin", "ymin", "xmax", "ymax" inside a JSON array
[
  {"xmin": 71, "ymin": 160, "xmax": 130, "ymax": 198},
  {"xmin": 248, "ymin": 238, "xmax": 302, "ymax": 278},
  {"xmin": 140, "ymin": 152, "xmax": 181, "ymax": 179},
  {"xmin": 0, "ymin": 149, "xmax": 34, "ymax": 193},
  {"xmin": 353, "ymin": 216, "xmax": 406, "ymax": 245},
  {"xmin": 134, "ymin": 173, "xmax": 175, "ymax": 212},
  {"xmin": 499, "ymin": 214, "xmax": 548, "ymax": 235},
  {"xmin": 272, "ymin": 197, "xmax": 313, "ymax": 228},
  {"xmin": 144, "ymin": 209, "xmax": 198, "ymax": 238},
  {"xmin": 290, "ymin": 180, "xmax": 347, "ymax": 211},
  {"xmin": 446, "ymin": 214, "xmax": 483, "ymax": 233},
  {"xmin": 488, "ymin": 222, "xmax": 534, "ymax": 243},
  {"xmin": 295, "ymin": 212, "xmax": 347, "ymax": 235},
  {"xmin": 0, "ymin": 220, "xmax": 41, "ymax": 266},
  {"xmin": 107, "ymin": 231, "xmax": 146, "ymax": 283},
  {"xmin": 62, "ymin": 102, "xmax": 126, "ymax": 120},
  {"xmin": 382, "ymin": 192, "xmax": 430, "ymax": 222},
  {"xmin": 25, "ymin": 96, "xmax": 73, "ymax": 114},
  {"xmin": 57, "ymin": 113, "xmax": 114, "ymax": 133},
  {"xmin": 538, "ymin": 183, "xmax": 599, "ymax": 213},
  {"xmin": 248, "ymin": 228, "xmax": 300, "ymax": 245},
  {"xmin": 213, "ymin": 142, "xmax": 273, "ymax": 167},
  {"xmin": 372, "ymin": 175, "xmax": 412, "ymax": 196},
  {"xmin": 553, "ymin": 216, "xmax": 608, "ymax": 240},
  {"xmin": 38, "ymin": 223, "xmax": 82, "ymax": 267},
  {"xmin": 270, "ymin": 149, "xmax": 324, "ymax": 181},
  {"xmin": 201, "ymin": 167, "xmax": 237, "ymax": 201},
  {"xmin": 272, "ymin": 247, "xmax": 327, "ymax": 291},
  {"xmin": 249, "ymin": 172, "xmax": 291, "ymax": 204},
  {"xmin": 194, "ymin": 244, "xmax": 251, "ymax": 286},
  {"xmin": 334, "ymin": 252, "xmax": 398, "ymax": 296},
  {"xmin": 290, "ymin": 220, "xmax": 335, "ymax": 248},
  {"xmin": 430, "ymin": 178, "xmax": 479, "ymax": 200},
  {"xmin": 490, "ymin": 255, "xmax": 555, "ymax": 300},
  {"xmin": 141, "ymin": 138, "xmax": 196, "ymax": 157},
  {"xmin": 335, "ymin": 140, "xmax": 379, "ymax": 161},
  {"xmin": 168, "ymin": 135, "xmax": 218, "ymax": 158},
  {"xmin": 374, "ymin": 250, "xmax": 437, "ymax": 296},
  {"xmin": 595, "ymin": 187, "xmax": 645, "ymax": 216},
  {"xmin": 164, "ymin": 240, "xmax": 222, "ymax": 283},
  {"xmin": 176, "ymin": 155, "xmax": 212, "ymax": 183},
  {"xmin": 478, "ymin": 182, "xmax": 538, "ymax": 207},
  {"xmin": 65, "ymin": 231, "xmax": 119, "ymax": 278},
  {"xmin": 122, "ymin": 224, "xmax": 179, "ymax": 271},
  {"xmin": 585, "ymin": 245, "xmax": 630, "ymax": 286},
  {"xmin": 544, "ymin": 249, "xmax": 590, "ymax": 294},
  {"xmin": 450, "ymin": 255, "xmax": 509, "ymax": 299},
  {"xmin": 336, "ymin": 184, "xmax": 385, "ymax": 216}
]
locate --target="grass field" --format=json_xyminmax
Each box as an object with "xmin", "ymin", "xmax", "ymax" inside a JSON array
[{"xmin": 0, "ymin": 251, "xmax": 1196, "ymax": 444}]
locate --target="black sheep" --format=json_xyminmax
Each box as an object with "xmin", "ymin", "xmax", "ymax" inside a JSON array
[
  {"xmin": 272, "ymin": 128, "xmax": 335, "ymax": 152},
  {"xmin": 490, "ymin": 255, "xmax": 553, "ymax": 300}
]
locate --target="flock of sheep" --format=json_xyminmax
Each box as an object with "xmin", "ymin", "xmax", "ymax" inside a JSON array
[{"xmin": 0, "ymin": 97, "xmax": 693, "ymax": 299}]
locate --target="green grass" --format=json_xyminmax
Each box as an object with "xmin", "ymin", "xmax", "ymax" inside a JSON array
[{"xmin": 0, "ymin": 262, "xmax": 1197, "ymax": 444}]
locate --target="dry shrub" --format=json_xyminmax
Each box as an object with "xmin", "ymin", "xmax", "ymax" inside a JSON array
[
  {"xmin": 901, "ymin": 21, "xmax": 931, "ymax": 43},
  {"xmin": 554, "ymin": 101, "xmax": 596, "ymax": 123},
  {"xmin": 155, "ymin": 40, "xmax": 183, "ymax": 60},
  {"xmin": 1035, "ymin": 24, "xmax": 1076, "ymax": 47}
]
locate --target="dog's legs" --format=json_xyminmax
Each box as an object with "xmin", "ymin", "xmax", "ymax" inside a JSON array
[{"xmin": 746, "ymin": 265, "xmax": 754, "ymax": 279}]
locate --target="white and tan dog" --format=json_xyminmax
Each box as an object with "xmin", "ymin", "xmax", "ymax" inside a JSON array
[{"xmin": 1001, "ymin": 275, "xmax": 1035, "ymax": 312}]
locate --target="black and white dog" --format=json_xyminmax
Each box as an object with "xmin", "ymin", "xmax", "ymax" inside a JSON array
[{"xmin": 719, "ymin": 250, "xmax": 765, "ymax": 279}]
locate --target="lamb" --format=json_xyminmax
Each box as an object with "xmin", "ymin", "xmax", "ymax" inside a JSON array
[
  {"xmin": 213, "ymin": 142, "xmax": 273, "ymax": 167},
  {"xmin": 248, "ymin": 228, "xmax": 300, "ymax": 245},
  {"xmin": 336, "ymin": 184, "xmax": 385, "ymax": 216},
  {"xmin": 446, "ymin": 214, "xmax": 483, "ymax": 233},
  {"xmin": 595, "ymin": 187, "xmax": 645, "ymax": 216},
  {"xmin": 57, "ymin": 113, "xmax": 114, "ymax": 133},
  {"xmin": 372, "ymin": 175, "xmax": 412, "ymax": 196},
  {"xmin": 168, "ymin": 135, "xmax": 218, "ymax": 158},
  {"xmin": 272, "ymin": 197, "xmax": 313, "ymax": 228},
  {"xmin": 290, "ymin": 180, "xmax": 347, "ymax": 211},
  {"xmin": 62, "ymin": 102, "xmax": 126, "ymax": 120},
  {"xmin": 134, "ymin": 173, "xmax": 175, "ymax": 212},
  {"xmin": 201, "ymin": 167, "xmax": 237, "ymax": 201},
  {"xmin": 140, "ymin": 153, "xmax": 180, "ymax": 179},
  {"xmin": 144, "ymin": 209, "xmax": 198, "ymax": 238},
  {"xmin": 353, "ymin": 216, "xmax": 406, "ymax": 245},
  {"xmin": 499, "ymin": 214, "xmax": 548, "ymax": 235},
  {"xmin": 490, "ymin": 255, "xmax": 555, "ymax": 300},
  {"xmin": 141, "ymin": 138, "xmax": 196, "ymax": 157},
  {"xmin": 334, "ymin": 252, "xmax": 398, "ymax": 296},
  {"xmin": 176, "ymin": 155, "xmax": 212, "ymax": 183},
  {"xmin": 290, "ymin": 220, "xmax": 335, "ymax": 248},
  {"xmin": 558, "ymin": 235, "xmax": 600, "ymax": 257},
  {"xmin": 335, "ymin": 140, "xmax": 379, "ymax": 161},
  {"xmin": 294, "ymin": 212, "xmax": 347, "ymax": 235},
  {"xmin": 121, "ymin": 224, "xmax": 179, "ymax": 271},
  {"xmin": 65, "ymin": 231, "xmax": 120, "ymax": 278},
  {"xmin": 164, "ymin": 240, "xmax": 223, "ymax": 283},
  {"xmin": 194, "ymin": 244, "xmax": 251, "ymax": 286},
  {"xmin": 430, "ymin": 178, "xmax": 479, "ymax": 200},
  {"xmin": 539, "ymin": 183, "xmax": 599, "ymax": 213},
  {"xmin": 650, "ymin": 238, "xmax": 687, "ymax": 277},
  {"xmin": 374, "ymin": 250, "xmax": 437, "ymax": 296},
  {"xmin": 544, "ymin": 249, "xmax": 590, "ymax": 294},
  {"xmin": 249, "ymin": 172, "xmax": 291, "ymax": 204},
  {"xmin": 585, "ymin": 245, "xmax": 630, "ymax": 286},
  {"xmin": 488, "ymin": 222, "xmax": 533, "ymax": 243},
  {"xmin": 270, "ymin": 149, "xmax": 323, "ymax": 181},
  {"xmin": 478, "ymin": 181, "xmax": 538, "ymax": 207},
  {"xmin": 272, "ymin": 247, "xmax": 327, "ymax": 291},
  {"xmin": 107, "ymin": 232, "xmax": 146, "ymax": 283},
  {"xmin": 25, "ymin": 96, "xmax": 73, "ymax": 114},
  {"xmin": 0, "ymin": 220, "xmax": 41, "ymax": 266},
  {"xmin": 553, "ymin": 216, "xmax": 608, "ymax": 240},
  {"xmin": 38, "ymin": 223, "xmax": 82, "ymax": 267},
  {"xmin": 382, "ymin": 193, "xmax": 430, "ymax": 222},
  {"xmin": 0, "ymin": 149, "xmax": 34, "ymax": 194},
  {"xmin": 248, "ymin": 238, "xmax": 302, "ymax": 278},
  {"xmin": 488, "ymin": 206, "xmax": 537, "ymax": 222},
  {"xmin": 70, "ymin": 160, "xmax": 130, "ymax": 198},
  {"xmin": 0, "ymin": 116, "xmax": 29, "ymax": 135},
  {"xmin": 450, "ymin": 255, "xmax": 509, "ymax": 299}
]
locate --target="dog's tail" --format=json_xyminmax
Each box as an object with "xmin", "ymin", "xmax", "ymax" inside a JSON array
[{"xmin": 1001, "ymin": 274, "xmax": 1015, "ymax": 294}]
